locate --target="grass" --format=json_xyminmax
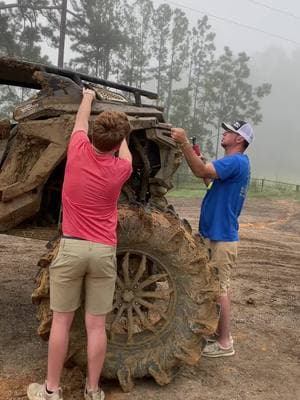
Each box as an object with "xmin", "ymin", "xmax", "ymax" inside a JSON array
[
  {"xmin": 167, "ymin": 187, "xmax": 300, "ymax": 201},
  {"xmin": 247, "ymin": 190, "xmax": 300, "ymax": 201},
  {"xmin": 167, "ymin": 188, "xmax": 206, "ymax": 199}
]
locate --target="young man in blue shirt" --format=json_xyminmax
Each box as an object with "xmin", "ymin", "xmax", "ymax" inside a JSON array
[{"xmin": 171, "ymin": 121, "xmax": 253, "ymax": 357}]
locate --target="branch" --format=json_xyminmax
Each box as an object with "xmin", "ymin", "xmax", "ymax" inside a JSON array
[
  {"xmin": 0, "ymin": 4, "xmax": 59, "ymax": 10},
  {"xmin": 0, "ymin": 3, "xmax": 18, "ymax": 9},
  {"xmin": 0, "ymin": 4, "xmax": 83, "ymax": 22}
]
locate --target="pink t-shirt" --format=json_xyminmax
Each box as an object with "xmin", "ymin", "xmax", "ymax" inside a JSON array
[{"xmin": 62, "ymin": 131, "xmax": 132, "ymax": 245}]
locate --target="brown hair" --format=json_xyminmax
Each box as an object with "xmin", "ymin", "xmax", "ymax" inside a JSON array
[{"xmin": 92, "ymin": 111, "xmax": 131, "ymax": 152}]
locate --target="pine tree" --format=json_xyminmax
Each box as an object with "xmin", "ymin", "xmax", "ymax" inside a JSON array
[
  {"xmin": 136, "ymin": 0, "xmax": 154, "ymax": 87},
  {"xmin": 0, "ymin": 2, "xmax": 49, "ymax": 118},
  {"xmin": 188, "ymin": 16, "xmax": 216, "ymax": 147},
  {"xmin": 169, "ymin": 87, "xmax": 191, "ymax": 128},
  {"xmin": 117, "ymin": 0, "xmax": 154, "ymax": 89},
  {"xmin": 151, "ymin": 3, "xmax": 172, "ymax": 105},
  {"xmin": 0, "ymin": 8, "xmax": 19, "ymax": 57},
  {"xmin": 117, "ymin": 2, "xmax": 140, "ymax": 87},
  {"xmin": 164, "ymin": 8, "xmax": 189, "ymax": 119},
  {"xmin": 68, "ymin": 0, "xmax": 128, "ymax": 78},
  {"xmin": 208, "ymin": 47, "xmax": 271, "ymax": 157}
]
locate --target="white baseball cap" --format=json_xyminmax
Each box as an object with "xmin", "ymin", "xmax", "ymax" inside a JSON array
[{"xmin": 222, "ymin": 120, "xmax": 254, "ymax": 144}]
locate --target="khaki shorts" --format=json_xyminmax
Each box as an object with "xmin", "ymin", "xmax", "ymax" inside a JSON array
[
  {"xmin": 50, "ymin": 238, "xmax": 116, "ymax": 315},
  {"xmin": 204, "ymin": 239, "xmax": 238, "ymax": 294}
]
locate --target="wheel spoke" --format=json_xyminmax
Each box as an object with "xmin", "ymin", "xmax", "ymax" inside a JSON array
[
  {"xmin": 136, "ymin": 298, "xmax": 168, "ymax": 320},
  {"xmin": 122, "ymin": 252, "xmax": 130, "ymax": 287},
  {"xmin": 133, "ymin": 303, "xmax": 155, "ymax": 332},
  {"xmin": 127, "ymin": 306, "xmax": 134, "ymax": 343},
  {"xmin": 116, "ymin": 275, "xmax": 125, "ymax": 290},
  {"xmin": 137, "ymin": 289, "xmax": 173, "ymax": 300},
  {"xmin": 138, "ymin": 273, "xmax": 168, "ymax": 290},
  {"xmin": 112, "ymin": 301, "xmax": 118, "ymax": 310},
  {"xmin": 109, "ymin": 250, "xmax": 175, "ymax": 344},
  {"xmin": 131, "ymin": 254, "xmax": 146, "ymax": 287},
  {"xmin": 111, "ymin": 304, "xmax": 126, "ymax": 331}
]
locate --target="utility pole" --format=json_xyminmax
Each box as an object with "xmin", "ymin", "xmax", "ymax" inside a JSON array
[
  {"xmin": 57, "ymin": 0, "xmax": 68, "ymax": 68},
  {"xmin": 0, "ymin": 1, "xmax": 68, "ymax": 68}
]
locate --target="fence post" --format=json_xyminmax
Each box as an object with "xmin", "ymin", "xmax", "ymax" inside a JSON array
[
  {"xmin": 261, "ymin": 179, "xmax": 265, "ymax": 192},
  {"xmin": 296, "ymin": 185, "xmax": 299, "ymax": 192}
]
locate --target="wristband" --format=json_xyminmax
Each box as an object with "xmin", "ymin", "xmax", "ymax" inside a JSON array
[{"xmin": 180, "ymin": 141, "xmax": 191, "ymax": 149}]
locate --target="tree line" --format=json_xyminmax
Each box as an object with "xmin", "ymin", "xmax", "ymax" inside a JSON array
[{"xmin": 0, "ymin": 0, "xmax": 271, "ymax": 155}]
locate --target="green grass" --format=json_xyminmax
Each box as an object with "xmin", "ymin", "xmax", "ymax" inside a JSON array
[
  {"xmin": 167, "ymin": 188, "xmax": 206, "ymax": 198},
  {"xmin": 167, "ymin": 187, "xmax": 300, "ymax": 201},
  {"xmin": 248, "ymin": 190, "xmax": 300, "ymax": 201}
]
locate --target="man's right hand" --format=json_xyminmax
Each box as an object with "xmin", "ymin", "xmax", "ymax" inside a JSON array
[
  {"xmin": 82, "ymin": 88, "xmax": 96, "ymax": 101},
  {"xmin": 171, "ymin": 127, "xmax": 189, "ymax": 145},
  {"xmin": 72, "ymin": 88, "xmax": 96, "ymax": 134}
]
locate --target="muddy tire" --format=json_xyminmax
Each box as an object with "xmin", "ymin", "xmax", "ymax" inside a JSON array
[{"xmin": 32, "ymin": 205, "xmax": 219, "ymax": 392}]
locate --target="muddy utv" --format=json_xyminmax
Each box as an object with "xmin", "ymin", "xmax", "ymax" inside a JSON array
[{"xmin": 0, "ymin": 57, "xmax": 218, "ymax": 392}]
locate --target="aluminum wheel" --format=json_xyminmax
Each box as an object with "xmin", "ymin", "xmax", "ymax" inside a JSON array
[{"xmin": 107, "ymin": 249, "xmax": 176, "ymax": 345}]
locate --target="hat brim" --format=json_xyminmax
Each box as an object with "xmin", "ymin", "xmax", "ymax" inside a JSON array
[
  {"xmin": 221, "ymin": 122, "xmax": 240, "ymax": 134},
  {"xmin": 222, "ymin": 122, "xmax": 252, "ymax": 144}
]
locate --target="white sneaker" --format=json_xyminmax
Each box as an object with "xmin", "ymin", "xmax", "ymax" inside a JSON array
[
  {"xmin": 27, "ymin": 383, "xmax": 63, "ymax": 400},
  {"xmin": 84, "ymin": 384, "xmax": 105, "ymax": 400},
  {"xmin": 202, "ymin": 341, "xmax": 235, "ymax": 358}
]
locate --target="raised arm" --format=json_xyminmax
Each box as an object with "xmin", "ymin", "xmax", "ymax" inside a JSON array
[
  {"xmin": 72, "ymin": 88, "xmax": 96, "ymax": 135},
  {"xmin": 198, "ymin": 153, "xmax": 213, "ymax": 187},
  {"xmin": 171, "ymin": 128, "xmax": 218, "ymax": 179},
  {"xmin": 118, "ymin": 138, "xmax": 132, "ymax": 164}
]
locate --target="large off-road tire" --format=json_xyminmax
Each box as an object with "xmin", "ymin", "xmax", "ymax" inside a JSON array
[{"xmin": 32, "ymin": 205, "xmax": 219, "ymax": 392}]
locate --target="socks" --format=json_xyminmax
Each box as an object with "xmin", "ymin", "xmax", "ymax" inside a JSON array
[{"xmin": 46, "ymin": 386, "xmax": 54, "ymax": 395}]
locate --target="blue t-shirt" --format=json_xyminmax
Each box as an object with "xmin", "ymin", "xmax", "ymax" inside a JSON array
[{"xmin": 199, "ymin": 153, "xmax": 250, "ymax": 241}]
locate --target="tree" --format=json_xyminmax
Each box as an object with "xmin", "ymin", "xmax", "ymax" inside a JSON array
[
  {"xmin": 0, "ymin": 2, "xmax": 49, "ymax": 119},
  {"xmin": 164, "ymin": 8, "xmax": 189, "ymax": 119},
  {"xmin": 188, "ymin": 16, "xmax": 216, "ymax": 148},
  {"xmin": 169, "ymin": 87, "xmax": 191, "ymax": 129},
  {"xmin": 150, "ymin": 3, "xmax": 172, "ymax": 105},
  {"xmin": 117, "ymin": 2, "xmax": 140, "ymax": 87},
  {"xmin": 0, "ymin": 1, "xmax": 49, "ymax": 62},
  {"xmin": 0, "ymin": 7, "xmax": 19, "ymax": 57},
  {"xmin": 117, "ymin": 0, "xmax": 154, "ymax": 89},
  {"xmin": 168, "ymin": 16, "xmax": 216, "ymax": 155},
  {"xmin": 208, "ymin": 47, "xmax": 271, "ymax": 157},
  {"xmin": 134, "ymin": 0, "xmax": 154, "ymax": 88},
  {"xmin": 68, "ymin": 0, "xmax": 128, "ymax": 78}
]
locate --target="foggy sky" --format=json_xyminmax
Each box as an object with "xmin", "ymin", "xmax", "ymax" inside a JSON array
[{"xmin": 153, "ymin": 0, "xmax": 300, "ymax": 55}]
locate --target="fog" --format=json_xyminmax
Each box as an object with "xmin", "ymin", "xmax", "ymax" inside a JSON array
[
  {"xmin": 152, "ymin": 0, "xmax": 300, "ymax": 183},
  {"xmin": 2, "ymin": 0, "xmax": 300, "ymax": 183},
  {"xmin": 250, "ymin": 47, "xmax": 300, "ymax": 182}
]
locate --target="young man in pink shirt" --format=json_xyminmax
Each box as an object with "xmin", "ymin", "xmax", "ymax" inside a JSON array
[{"xmin": 27, "ymin": 88, "xmax": 132, "ymax": 400}]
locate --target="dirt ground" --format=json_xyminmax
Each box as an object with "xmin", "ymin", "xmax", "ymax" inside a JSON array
[{"xmin": 0, "ymin": 197, "xmax": 299, "ymax": 400}]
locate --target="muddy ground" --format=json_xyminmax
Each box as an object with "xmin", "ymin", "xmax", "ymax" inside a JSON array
[{"xmin": 0, "ymin": 197, "xmax": 299, "ymax": 400}]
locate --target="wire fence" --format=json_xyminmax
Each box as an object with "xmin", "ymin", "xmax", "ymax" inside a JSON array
[
  {"xmin": 173, "ymin": 172, "xmax": 300, "ymax": 194},
  {"xmin": 250, "ymin": 178, "xmax": 300, "ymax": 193}
]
